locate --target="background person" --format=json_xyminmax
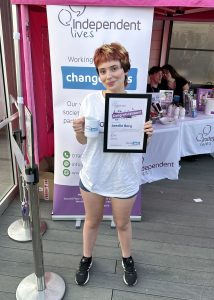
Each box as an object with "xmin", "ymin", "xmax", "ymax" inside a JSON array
[
  {"xmin": 161, "ymin": 64, "xmax": 190, "ymax": 105},
  {"xmin": 73, "ymin": 42, "xmax": 153, "ymax": 287},
  {"xmin": 146, "ymin": 66, "xmax": 163, "ymax": 92}
]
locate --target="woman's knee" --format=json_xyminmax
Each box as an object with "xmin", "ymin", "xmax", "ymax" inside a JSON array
[
  {"xmin": 84, "ymin": 217, "xmax": 102, "ymax": 229},
  {"xmin": 114, "ymin": 219, "xmax": 130, "ymax": 231}
]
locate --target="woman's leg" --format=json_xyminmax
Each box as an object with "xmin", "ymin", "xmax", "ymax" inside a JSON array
[
  {"xmin": 111, "ymin": 196, "xmax": 138, "ymax": 286},
  {"xmin": 111, "ymin": 196, "xmax": 136, "ymax": 257},
  {"xmin": 80, "ymin": 189, "xmax": 105, "ymax": 257}
]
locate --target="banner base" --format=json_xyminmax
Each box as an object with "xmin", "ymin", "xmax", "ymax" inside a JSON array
[{"xmin": 52, "ymin": 214, "xmax": 141, "ymax": 221}]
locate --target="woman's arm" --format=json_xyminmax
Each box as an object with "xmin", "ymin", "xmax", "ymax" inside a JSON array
[{"xmin": 72, "ymin": 117, "xmax": 87, "ymax": 145}]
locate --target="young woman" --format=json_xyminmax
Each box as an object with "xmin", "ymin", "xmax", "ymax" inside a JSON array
[
  {"xmin": 73, "ymin": 42, "xmax": 153, "ymax": 287},
  {"xmin": 161, "ymin": 64, "xmax": 190, "ymax": 105}
]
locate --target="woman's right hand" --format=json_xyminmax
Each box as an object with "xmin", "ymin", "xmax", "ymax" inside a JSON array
[
  {"xmin": 73, "ymin": 117, "xmax": 85, "ymax": 134},
  {"xmin": 72, "ymin": 117, "xmax": 87, "ymax": 144}
]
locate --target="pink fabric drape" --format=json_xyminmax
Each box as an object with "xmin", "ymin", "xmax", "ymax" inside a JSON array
[
  {"xmin": 28, "ymin": 5, "xmax": 54, "ymax": 160},
  {"xmin": 11, "ymin": 0, "xmax": 214, "ymax": 8},
  {"xmin": 20, "ymin": 5, "xmax": 39, "ymax": 164}
]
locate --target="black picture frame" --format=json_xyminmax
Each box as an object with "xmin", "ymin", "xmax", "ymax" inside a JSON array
[{"xmin": 104, "ymin": 93, "xmax": 151, "ymax": 153}]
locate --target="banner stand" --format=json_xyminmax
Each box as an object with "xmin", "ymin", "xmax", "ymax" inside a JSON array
[{"xmin": 47, "ymin": 6, "xmax": 153, "ymax": 221}]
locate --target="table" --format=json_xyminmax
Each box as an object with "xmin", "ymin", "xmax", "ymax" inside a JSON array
[
  {"xmin": 141, "ymin": 122, "xmax": 180, "ymax": 183},
  {"xmin": 179, "ymin": 113, "xmax": 214, "ymax": 157},
  {"xmin": 142, "ymin": 113, "xmax": 214, "ymax": 184}
]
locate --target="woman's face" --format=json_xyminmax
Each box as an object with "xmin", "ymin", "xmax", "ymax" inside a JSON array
[
  {"xmin": 162, "ymin": 69, "xmax": 172, "ymax": 81},
  {"xmin": 97, "ymin": 60, "xmax": 127, "ymax": 93}
]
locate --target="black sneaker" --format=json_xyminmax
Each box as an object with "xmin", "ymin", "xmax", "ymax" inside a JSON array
[
  {"xmin": 75, "ymin": 256, "xmax": 93, "ymax": 286},
  {"xmin": 122, "ymin": 256, "xmax": 137, "ymax": 286}
]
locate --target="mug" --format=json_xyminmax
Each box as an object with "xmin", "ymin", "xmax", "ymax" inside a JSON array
[{"xmin": 85, "ymin": 117, "xmax": 100, "ymax": 138}]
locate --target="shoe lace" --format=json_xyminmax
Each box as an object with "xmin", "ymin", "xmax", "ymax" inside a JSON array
[
  {"xmin": 79, "ymin": 258, "xmax": 91, "ymax": 272},
  {"xmin": 124, "ymin": 258, "xmax": 135, "ymax": 273}
]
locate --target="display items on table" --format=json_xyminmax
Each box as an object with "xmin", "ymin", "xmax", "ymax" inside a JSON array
[
  {"xmin": 191, "ymin": 99, "xmax": 197, "ymax": 118},
  {"xmin": 159, "ymin": 105, "xmax": 185, "ymax": 125},
  {"xmin": 148, "ymin": 93, "xmax": 162, "ymax": 122},
  {"xmin": 148, "ymin": 90, "xmax": 186, "ymax": 124},
  {"xmin": 196, "ymin": 88, "xmax": 214, "ymax": 112},
  {"xmin": 173, "ymin": 95, "xmax": 180, "ymax": 105},
  {"xmin": 205, "ymin": 98, "xmax": 214, "ymax": 115},
  {"xmin": 159, "ymin": 90, "xmax": 174, "ymax": 112},
  {"xmin": 159, "ymin": 117, "xmax": 176, "ymax": 125},
  {"xmin": 148, "ymin": 88, "xmax": 212, "ymax": 126},
  {"xmin": 183, "ymin": 90, "xmax": 192, "ymax": 115}
]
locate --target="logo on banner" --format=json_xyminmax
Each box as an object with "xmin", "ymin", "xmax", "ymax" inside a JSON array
[
  {"xmin": 141, "ymin": 159, "xmax": 175, "ymax": 176},
  {"xmin": 196, "ymin": 125, "xmax": 214, "ymax": 146},
  {"xmin": 61, "ymin": 66, "xmax": 137, "ymax": 90},
  {"xmin": 58, "ymin": 6, "xmax": 142, "ymax": 39}
]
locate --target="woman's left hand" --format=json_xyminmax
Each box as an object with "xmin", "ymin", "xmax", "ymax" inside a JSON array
[{"xmin": 144, "ymin": 120, "xmax": 153, "ymax": 137}]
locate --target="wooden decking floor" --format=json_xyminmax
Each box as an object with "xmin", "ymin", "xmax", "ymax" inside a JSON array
[{"xmin": 0, "ymin": 154, "xmax": 214, "ymax": 299}]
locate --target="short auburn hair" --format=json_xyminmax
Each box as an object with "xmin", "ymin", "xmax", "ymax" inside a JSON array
[{"xmin": 93, "ymin": 42, "xmax": 131, "ymax": 86}]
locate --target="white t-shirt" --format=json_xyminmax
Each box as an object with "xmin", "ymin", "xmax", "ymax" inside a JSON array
[{"xmin": 79, "ymin": 91, "xmax": 142, "ymax": 198}]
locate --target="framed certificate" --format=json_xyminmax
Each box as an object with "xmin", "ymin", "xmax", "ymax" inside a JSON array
[{"xmin": 104, "ymin": 93, "xmax": 151, "ymax": 153}]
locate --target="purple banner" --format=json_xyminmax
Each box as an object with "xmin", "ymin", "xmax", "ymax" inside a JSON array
[{"xmin": 53, "ymin": 184, "xmax": 142, "ymax": 218}]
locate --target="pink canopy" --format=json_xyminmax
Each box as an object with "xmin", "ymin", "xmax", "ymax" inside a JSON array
[
  {"xmin": 12, "ymin": 0, "xmax": 214, "ymax": 162},
  {"xmin": 10, "ymin": 0, "xmax": 214, "ymax": 7}
]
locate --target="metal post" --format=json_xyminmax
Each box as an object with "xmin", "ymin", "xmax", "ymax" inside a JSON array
[
  {"xmin": 16, "ymin": 165, "xmax": 65, "ymax": 300},
  {"xmin": 27, "ymin": 166, "xmax": 45, "ymax": 285}
]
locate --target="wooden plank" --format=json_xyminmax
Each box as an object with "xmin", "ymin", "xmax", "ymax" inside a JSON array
[
  {"xmin": 130, "ymin": 251, "xmax": 214, "ymax": 273},
  {"xmin": 0, "ymin": 274, "xmax": 20, "ymax": 293},
  {"xmin": 132, "ymin": 229, "xmax": 214, "ymax": 248},
  {"xmin": 0, "ymin": 246, "xmax": 116, "ymax": 274},
  {"xmin": 141, "ymin": 210, "xmax": 214, "ymax": 228},
  {"xmin": 0, "ymin": 292, "xmax": 16, "ymax": 300},
  {"xmin": 131, "ymin": 238, "xmax": 214, "ymax": 260},
  {"xmin": 63, "ymin": 283, "xmax": 112, "ymax": 300},
  {"xmin": 116, "ymin": 262, "xmax": 214, "ymax": 287},
  {"xmin": 113, "ymin": 290, "xmax": 176, "ymax": 300},
  {"xmin": 201, "ymin": 287, "xmax": 214, "ymax": 300},
  {"xmin": 133, "ymin": 220, "xmax": 214, "ymax": 239},
  {"xmin": 87, "ymin": 272, "xmax": 203, "ymax": 300}
]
